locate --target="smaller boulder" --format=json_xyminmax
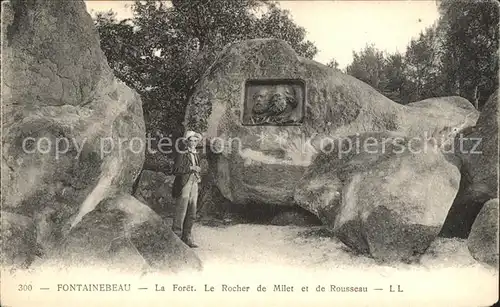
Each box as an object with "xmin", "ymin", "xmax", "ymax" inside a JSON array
[
  {"xmin": 440, "ymin": 90, "xmax": 499, "ymax": 238},
  {"xmin": 467, "ymin": 199, "xmax": 499, "ymax": 268},
  {"xmin": 296, "ymin": 131, "xmax": 462, "ymax": 263},
  {"xmin": 54, "ymin": 193, "xmax": 203, "ymax": 273}
]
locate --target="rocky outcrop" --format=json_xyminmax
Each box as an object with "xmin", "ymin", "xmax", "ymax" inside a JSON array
[
  {"xmin": 54, "ymin": 194, "xmax": 202, "ymax": 272},
  {"xmin": 467, "ymin": 199, "xmax": 499, "ymax": 268},
  {"xmin": 294, "ymin": 131, "xmax": 461, "ymax": 262},
  {"xmin": 2, "ymin": 0, "xmax": 144, "ymax": 243},
  {"xmin": 1, "ymin": 0, "xmax": 201, "ymax": 272},
  {"xmin": 184, "ymin": 38, "xmax": 478, "ymax": 212},
  {"xmin": 406, "ymin": 96, "xmax": 477, "ymax": 111},
  {"xmin": 440, "ymin": 89, "xmax": 499, "ymax": 238}
]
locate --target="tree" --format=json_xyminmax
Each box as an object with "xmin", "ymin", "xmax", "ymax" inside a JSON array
[
  {"xmin": 94, "ymin": 11, "xmax": 145, "ymax": 92},
  {"xmin": 383, "ymin": 53, "xmax": 406, "ymax": 103},
  {"xmin": 343, "ymin": 45, "xmax": 408, "ymax": 103},
  {"xmin": 437, "ymin": 0, "xmax": 499, "ymax": 109},
  {"xmin": 340, "ymin": 0, "xmax": 498, "ymax": 107},
  {"xmin": 93, "ymin": 0, "xmax": 318, "ymax": 169},
  {"xmin": 402, "ymin": 26, "xmax": 443, "ymax": 102},
  {"xmin": 253, "ymin": 2, "xmax": 318, "ymax": 59},
  {"xmin": 326, "ymin": 58, "xmax": 340, "ymax": 70},
  {"xmin": 345, "ymin": 44, "xmax": 388, "ymax": 92}
]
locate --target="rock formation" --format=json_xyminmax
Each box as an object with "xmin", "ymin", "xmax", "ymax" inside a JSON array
[
  {"xmin": 295, "ymin": 131, "xmax": 462, "ymax": 262},
  {"xmin": 467, "ymin": 198, "xmax": 499, "ymax": 267},
  {"xmin": 1, "ymin": 0, "xmax": 201, "ymax": 272},
  {"xmin": 183, "ymin": 38, "xmax": 478, "ymax": 215},
  {"xmin": 440, "ymin": 89, "xmax": 499, "ymax": 238},
  {"xmin": 55, "ymin": 193, "xmax": 202, "ymax": 272}
]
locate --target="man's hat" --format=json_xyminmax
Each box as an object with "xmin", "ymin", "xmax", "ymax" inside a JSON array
[{"xmin": 185, "ymin": 130, "xmax": 202, "ymax": 141}]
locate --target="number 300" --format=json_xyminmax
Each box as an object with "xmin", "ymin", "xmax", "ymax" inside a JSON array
[{"xmin": 18, "ymin": 284, "xmax": 32, "ymax": 291}]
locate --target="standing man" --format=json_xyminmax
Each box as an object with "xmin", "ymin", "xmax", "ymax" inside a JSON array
[{"xmin": 171, "ymin": 130, "xmax": 202, "ymax": 248}]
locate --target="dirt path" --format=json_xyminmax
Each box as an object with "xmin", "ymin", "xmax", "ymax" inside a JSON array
[
  {"xmin": 3, "ymin": 222, "xmax": 497, "ymax": 307},
  {"xmin": 186, "ymin": 223, "xmax": 498, "ymax": 305},
  {"xmin": 192, "ymin": 222, "xmax": 495, "ymax": 271},
  {"xmin": 194, "ymin": 224, "xmax": 357, "ymax": 268}
]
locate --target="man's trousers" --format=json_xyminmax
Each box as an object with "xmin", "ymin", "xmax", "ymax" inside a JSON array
[{"xmin": 171, "ymin": 174, "xmax": 199, "ymax": 242}]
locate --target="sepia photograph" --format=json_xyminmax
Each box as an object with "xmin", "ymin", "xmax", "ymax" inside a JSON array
[{"xmin": 1, "ymin": 0, "xmax": 499, "ymax": 306}]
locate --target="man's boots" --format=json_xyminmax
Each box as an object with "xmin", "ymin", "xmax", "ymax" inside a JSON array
[
  {"xmin": 172, "ymin": 229, "xmax": 198, "ymax": 248},
  {"xmin": 182, "ymin": 217, "xmax": 198, "ymax": 248},
  {"xmin": 181, "ymin": 235, "xmax": 198, "ymax": 248}
]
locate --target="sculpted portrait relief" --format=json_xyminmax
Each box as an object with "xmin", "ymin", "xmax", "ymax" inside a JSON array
[{"xmin": 242, "ymin": 80, "xmax": 305, "ymax": 126}]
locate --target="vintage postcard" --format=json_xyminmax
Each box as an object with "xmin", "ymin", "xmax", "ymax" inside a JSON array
[{"xmin": 1, "ymin": 0, "xmax": 499, "ymax": 306}]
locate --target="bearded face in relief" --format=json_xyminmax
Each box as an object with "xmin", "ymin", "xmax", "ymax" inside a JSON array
[
  {"xmin": 251, "ymin": 88, "xmax": 271, "ymax": 115},
  {"xmin": 249, "ymin": 85, "xmax": 299, "ymax": 125},
  {"xmin": 269, "ymin": 86, "xmax": 297, "ymax": 115}
]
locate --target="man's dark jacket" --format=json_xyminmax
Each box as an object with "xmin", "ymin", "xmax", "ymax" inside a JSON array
[{"xmin": 171, "ymin": 150, "xmax": 199, "ymax": 199}]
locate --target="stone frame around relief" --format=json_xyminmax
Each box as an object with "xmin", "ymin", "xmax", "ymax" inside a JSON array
[{"xmin": 241, "ymin": 79, "xmax": 306, "ymax": 126}]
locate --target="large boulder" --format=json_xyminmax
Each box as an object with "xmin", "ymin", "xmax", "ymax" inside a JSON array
[
  {"xmin": 406, "ymin": 96, "xmax": 477, "ymax": 112},
  {"xmin": 440, "ymin": 89, "xmax": 499, "ymax": 238},
  {"xmin": 295, "ymin": 131, "xmax": 462, "ymax": 262},
  {"xmin": 1, "ymin": 0, "xmax": 201, "ymax": 272},
  {"xmin": 2, "ymin": 0, "xmax": 143, "ymax": 233},
  {"xmin": 467, "ymin": 199, "xmax": 499, "ymax": 268},
  {"xmin": 1, "ymin": 0, "xmax": 144, "ymax": 258},
  {"xmin": 183, "ymin": 39, "xmax": 478, "ymax": 212}
]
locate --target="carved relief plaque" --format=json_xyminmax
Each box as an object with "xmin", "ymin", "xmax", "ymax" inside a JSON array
[{"xmin": 242, "ymin": 79, "xmax": 305, "ymax": 126}]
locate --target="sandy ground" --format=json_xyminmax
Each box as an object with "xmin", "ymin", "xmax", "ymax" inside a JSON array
[
  {"xmin": 2, "ymin": 222, "xmax": 498, "ymax": 307},
  {"xmin": 190, "ymin": 223, "xmax": 499, "ymax": 306},
  {"xmin": 192, "ymin": 222, "xmax": 493, "ymax": 270},
  {"xmin": 194, "ymin": 223, "xmax": 371, "ymax": 268}
]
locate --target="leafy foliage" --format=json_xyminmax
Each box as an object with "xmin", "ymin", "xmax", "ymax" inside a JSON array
[
  {"xmin": 342, "ymin": 45, "xmax": 406, "ymax": 103},
  {"xmin": 94, "ymin": 0, "xmax": 318, "ymax": 146},
  {"xmin": 346, "ymin": 44, "xmax": 388, "ymax": 92},
  {"xmin": 329, "ymin": 0, "xmax": 499, "ymax": 108},
  {"xmin": 382, "ymin": 53, "xmax": 405, "ymax": 103},
  {"xmin": 438, "ymin": 0, "xmax": 499, "ymax": 108},
  {"xmin": 326, "ymin": 58, "xmax": 340, "ymax": 70},
  {"xmin": 403, "ymin": 26, "xmax": 443, "ymax": 102}
]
